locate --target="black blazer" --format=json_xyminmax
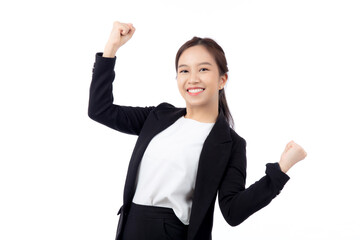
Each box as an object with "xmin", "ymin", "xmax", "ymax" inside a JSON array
[{"xmin": 88, "ymin": 53, "xmax": 290, "ymax": 240}]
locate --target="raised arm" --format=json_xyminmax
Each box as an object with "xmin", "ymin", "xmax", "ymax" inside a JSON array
[
  {"xmin": 88, "ymin": 21, "xmax": 155, "ymax": 135},
  {"xmin": 218, "ymin": 138, "xmax": 307, "ymax": 226}
]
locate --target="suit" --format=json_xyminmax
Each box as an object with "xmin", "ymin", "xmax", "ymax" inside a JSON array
[{"xmin": 88, "ymin": 52, "xmax": 290, "ymax": 240}]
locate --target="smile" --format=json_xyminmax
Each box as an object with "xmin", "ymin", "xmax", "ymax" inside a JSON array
[{"xmin": 187, "ymin": 88, "xmax": 205, "ymax": 96}]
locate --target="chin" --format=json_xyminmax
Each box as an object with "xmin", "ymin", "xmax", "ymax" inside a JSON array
[{"xmin": 186, "ymin": 100, "xmax": 207, "ymax": 107}]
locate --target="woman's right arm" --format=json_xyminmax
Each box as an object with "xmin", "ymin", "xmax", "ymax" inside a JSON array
[{"xmin": 88, "ymin": 21, "xmax": 155, "ymax": 135}]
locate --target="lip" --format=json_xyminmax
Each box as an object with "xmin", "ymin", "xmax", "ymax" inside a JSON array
[{"xmin": 187, "ymin": 87, "xmax": 205, "ymax": 96}]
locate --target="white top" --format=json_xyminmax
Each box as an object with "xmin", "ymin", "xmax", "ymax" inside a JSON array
[{"xmin": 132, "ymin": 116, "xmax": 215, "ymax": 225}]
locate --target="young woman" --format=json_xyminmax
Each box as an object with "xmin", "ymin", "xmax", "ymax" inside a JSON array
[{"xmin": 88, "ymin": 21, "xmax": 307, "ymax": 240}]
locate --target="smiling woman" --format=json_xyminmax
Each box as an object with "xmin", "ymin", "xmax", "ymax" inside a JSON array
[
  {"xmin": 175, "ymin": 38, "xmax": 233, "ymax": 126},
  {"xmin": 88, "ymin": 21, "xmax": 307, "ymax": 240}
]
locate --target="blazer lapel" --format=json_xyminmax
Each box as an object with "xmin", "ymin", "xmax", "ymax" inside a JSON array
[{"xmin": 186, "ymin": 110, "xmax": 233, "ymax": 240}]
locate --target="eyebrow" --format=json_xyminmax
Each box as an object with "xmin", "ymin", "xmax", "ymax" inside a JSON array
[{"xmin": 178, "ymin": 62, "xmax": 213, "ymax": 69}]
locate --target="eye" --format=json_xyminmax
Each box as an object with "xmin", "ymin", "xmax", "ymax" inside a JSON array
[
  {"xmin": 179, "ymin": 69, "xmax": 188, "ymax": 73},
  {"xmin": 200, "ymin": 68, "xmax": 209, "ymax": 72}
]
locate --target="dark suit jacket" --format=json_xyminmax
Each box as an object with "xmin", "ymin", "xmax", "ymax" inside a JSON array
[{"xmin": 88, "ymin": 52, "xmax": 290, "ymax": 240}]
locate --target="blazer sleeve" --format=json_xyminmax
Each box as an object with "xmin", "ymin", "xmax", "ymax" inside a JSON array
[
  {"xmin": 218, "ymin": 138, "xmax": 290, "ymax": 226},
  {"xmin": 88, "ymin": 52, "xmax": 156, "ymax": 135}
]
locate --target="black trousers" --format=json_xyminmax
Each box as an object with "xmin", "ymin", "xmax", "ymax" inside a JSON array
[{"xmin": 120, "ymin": 202, "xmax": 189, "ymax": 240}]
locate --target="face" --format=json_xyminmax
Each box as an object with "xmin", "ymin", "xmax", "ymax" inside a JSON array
[{"xmin": 176, "ymin": 45, "xmax": 227, "ymax": 111}]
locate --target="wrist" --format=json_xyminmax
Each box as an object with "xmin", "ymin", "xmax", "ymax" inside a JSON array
[
  {"xmin": 103, "ymin": 43, "xmax": 118, "ymax": 58},
  {"xmin": 103, "ymin": 50, "xmax": 116, "ymax": 58},
  {"xmin": 278, "ymin": 160, "xmax": 290, "ymax": 173}
]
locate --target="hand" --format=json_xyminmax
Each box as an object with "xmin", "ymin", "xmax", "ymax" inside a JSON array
[
  {"xmin": 278, "ymin": 140, "xmax": 307, "ymax": 173},
  {"xmin": 103, "ymin": 21, "xmax": 136, "ymax": 58}
]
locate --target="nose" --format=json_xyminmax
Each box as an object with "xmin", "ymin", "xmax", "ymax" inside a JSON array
[{"xmin": 188, "ymin": 72, "xmax": 200, "ymax": 84}]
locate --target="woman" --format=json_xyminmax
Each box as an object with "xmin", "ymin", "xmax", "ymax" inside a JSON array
[{"xmin": 88, "ymin": 21, "xmax": 307, "ymax": 240}]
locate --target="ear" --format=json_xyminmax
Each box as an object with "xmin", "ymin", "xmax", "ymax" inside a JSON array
[{"xmin": 219, "ymin": 73, "xmax": 228, "ymax": 89}]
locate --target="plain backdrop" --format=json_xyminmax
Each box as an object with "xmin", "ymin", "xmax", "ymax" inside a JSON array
[{"xmin": 1, "ymin": 0, "xmax": 359, "ymax": 239}]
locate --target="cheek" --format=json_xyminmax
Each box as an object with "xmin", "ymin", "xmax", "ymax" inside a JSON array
[
  {"xmin": 176, "ymin": 80, "xmax": 184, "ymax": 94},
  {"xmin": 177, "ymin": 78, "xmax": 184, "ymax": 88}
]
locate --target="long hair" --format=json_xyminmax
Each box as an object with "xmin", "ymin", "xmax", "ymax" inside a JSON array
[{"xmin": 175, "ymin": 37, "xmax": 235, "ymax": 129}]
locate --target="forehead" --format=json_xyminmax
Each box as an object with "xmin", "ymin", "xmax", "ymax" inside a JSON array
[{"xmin": 178, "ymin": 45, "xmax": 215, "ymax": 66}]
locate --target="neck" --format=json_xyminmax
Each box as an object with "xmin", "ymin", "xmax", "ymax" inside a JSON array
[{"xmin": 184, "ymin": 102, "xmax": 219, "ymax": 123}]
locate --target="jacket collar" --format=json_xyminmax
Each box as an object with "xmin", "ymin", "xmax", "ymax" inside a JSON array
[{"xmin": 154, "ymin": 104, "xmax": 232, "ymax": 144}]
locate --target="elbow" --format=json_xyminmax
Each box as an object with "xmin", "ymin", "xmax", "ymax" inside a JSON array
[
  {"xmin": 88, "ymin": 102, "xmax": 104, "ymax": 121},
  {"xmin": 88, "ymin": 106, "xmax": 100, "ymax": 121},
  {"xmin": 88, "ymin": 100, "xmax": 112, "ymax": 122},
  {"xmin": 227, "ymin": 219, "xmax": 240, "ymax": 227},
  {"xmin": 88, "ymin": 111, "xmax": 95, "ymax": 121},
  {"xmin": 220, "ymin": 198, "xmax": 249, "ymax": 227},
  {"xmin": 88, "ymin": 108, "xmax": 96, "ymax": 120},
  {"xmin": 225, "ymin": 218, "xmax": 238, "ymax": 227},
  {"xmin": 224, "ymin": 213, "xmax": 247, "ymax": 227}
]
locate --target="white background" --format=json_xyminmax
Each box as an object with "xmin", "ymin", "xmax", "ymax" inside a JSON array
[{"xmin": 1, "ymin": 0, "xmax": 359, "ymax": 239}]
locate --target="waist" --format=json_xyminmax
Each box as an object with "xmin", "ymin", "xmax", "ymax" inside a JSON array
[{"xmin": 129, "ymin": 202, "xmax": 188, "ymax": 226}]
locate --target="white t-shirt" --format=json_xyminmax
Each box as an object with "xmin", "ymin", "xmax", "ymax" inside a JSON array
[{"xmin": 132, "ymin": 115, "xmax": 215, "ymax": 225}]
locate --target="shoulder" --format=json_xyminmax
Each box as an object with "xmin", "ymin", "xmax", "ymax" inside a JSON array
[
  {"xmin": 155, "ymin": 102, "xmax": 176, "ymax": 109},
  {"xmin": 227, "ymin": 128, "xmax": 247, "ymax": 173},
  {"xmin": 229, "ymin": 128, "xmax": 247, "ymax": 149},
  {"xmin": 153, "ymin": 102, "xmax": 184, "ymax": 113}
]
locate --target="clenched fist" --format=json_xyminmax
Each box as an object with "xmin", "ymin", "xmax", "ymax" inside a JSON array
[
  {"xmin": 103, "ymin": 21, "xmax": 136, "ymax": 58},
  {"xmin": 278, "ymin": 141, "xmax": 307, "ymax": 173}
]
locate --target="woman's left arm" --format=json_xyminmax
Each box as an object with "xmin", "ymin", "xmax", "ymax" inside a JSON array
[{"xmin": 218, "ymin": 138, "xmax": 306, "ymax": 226}]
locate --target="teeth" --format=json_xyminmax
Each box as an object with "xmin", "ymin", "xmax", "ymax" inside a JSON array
[{"xmin": 188, "ymin": 88, "xmax": 204, "ymax": 93}]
